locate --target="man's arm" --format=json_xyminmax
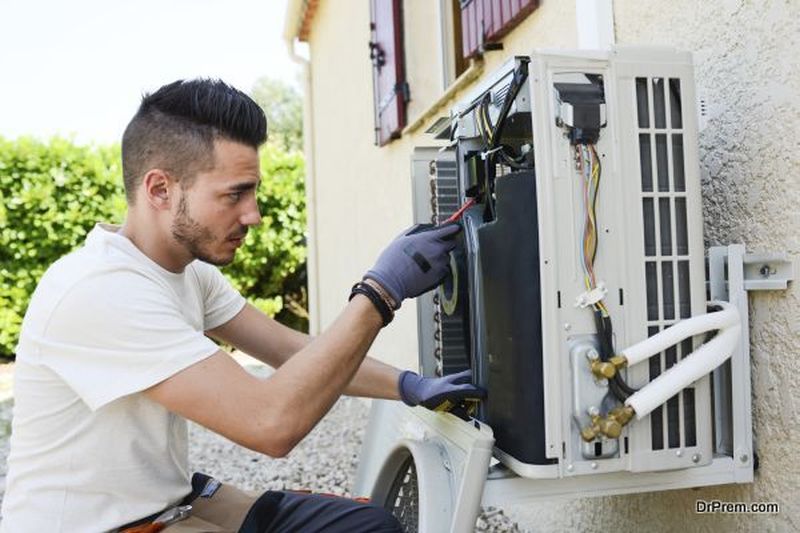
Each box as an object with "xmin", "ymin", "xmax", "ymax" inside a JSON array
[
  {"xmin": 145, "ymin": 295, "xmax": 383, "ymax": 457},
  {"xmin": 207, "ymin": 302, "xmax": 401, "ymax": 400},
  {"xmin": 145, "ymin": 222, "xmax": 480, "ymax": 458}
]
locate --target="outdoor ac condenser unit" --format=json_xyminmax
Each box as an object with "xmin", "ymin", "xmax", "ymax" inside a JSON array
[
  {"xmin": 413, "ymin": 47, "xmax": 734, "ymax": 478},
  {"xmin": 355, "ymin": 48, "xmax": 794, "ymax": 533}
]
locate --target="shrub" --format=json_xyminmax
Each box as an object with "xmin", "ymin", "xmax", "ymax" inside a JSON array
[
  {"xmin": 222, "ymin": 144, "xmax": 308, "ymax": 331},
  {"xmin": 0, "ymin": 137, "xmax": 307, "ymax": 359},
  {"xmin": 0, "ymin": 137, "xmax": 125, "ymax": 359}
]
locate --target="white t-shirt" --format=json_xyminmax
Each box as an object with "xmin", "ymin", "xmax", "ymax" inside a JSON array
[{"xmin": 1, "ymin": 224, "xmax": 246, "ymax": 532}]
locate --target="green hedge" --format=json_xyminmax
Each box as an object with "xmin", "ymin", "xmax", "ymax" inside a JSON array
[
  {"xmin": 0, "ymin": 137, "xmax": 307, "ymax": 359},
  {"xmin": 222, "ymin": 144, "xmax": 308, "ymax": 331}
]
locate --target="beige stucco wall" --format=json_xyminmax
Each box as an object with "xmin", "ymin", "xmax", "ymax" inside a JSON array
[
  {"xmin": 301, "ymin": 0, "xmax": 798, "ymax": 530},
  {"xmin": 304, "ymin": 0, "xmax": 576, "ymax": 369}
]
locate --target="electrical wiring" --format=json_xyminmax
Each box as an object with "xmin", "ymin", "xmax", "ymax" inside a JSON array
[
  {"xmin": 476, "ymin": 79, "xmax": 534, "ymax": 172},
  {"xmin": 576, "ymin": 143, "xmax": 638, "ymax": 401},
  {"xmin": 576, "ymin": 144, "xmax": 606, "ymax": 316},
  {"xmin": 470, "ymin": 63, "xmax": 535, "ymax": 223}
]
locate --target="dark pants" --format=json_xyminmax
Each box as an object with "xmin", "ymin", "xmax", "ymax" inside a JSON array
[
  {"xmin": 241, "ymin": 490, "xmax": 404, "ymax": 533},
  {"xmin": 144, "ymin": 473, "xmax": 405, "ymax": 533}
]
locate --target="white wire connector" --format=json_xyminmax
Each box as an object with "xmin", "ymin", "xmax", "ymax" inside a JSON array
[
  {"xmin": 480, "ymin": 146, "xmax": 504, "ymax": 160},
  {"xmin": 575, "ymin": 282, "xmax": 607, "ymax": 308}
]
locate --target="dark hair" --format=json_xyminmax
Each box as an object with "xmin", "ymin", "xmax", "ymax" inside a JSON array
[{"xmin": 121, "ymin": 78, "xmax": 267, "ymax": 203}]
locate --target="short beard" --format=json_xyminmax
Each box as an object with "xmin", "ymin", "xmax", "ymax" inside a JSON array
[{"xmin": 171, "ymin": 195, "xmax": 230, "ymax": 266}]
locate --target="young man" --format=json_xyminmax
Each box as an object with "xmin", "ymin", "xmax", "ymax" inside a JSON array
[{"xmin": 1, "ymin": 80, "xmax": 484, "ymax": 532}]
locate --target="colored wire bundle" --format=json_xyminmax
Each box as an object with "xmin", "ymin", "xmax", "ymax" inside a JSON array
[
  {"xmin": 475, "ymin": 94, "xmax": 532, "ymax": 171},
  {"xmin": 576, "ymin": 143, "xmax": 637, "ymax": 400},
  {"xmin": 576, "ymin": 144, "xmax": 609, "ymax": 317}
]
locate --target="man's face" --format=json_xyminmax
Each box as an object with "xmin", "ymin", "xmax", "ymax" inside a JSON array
[{"xmin": 170, "ymin": 139, "xmax": 262, "ymax": 266}]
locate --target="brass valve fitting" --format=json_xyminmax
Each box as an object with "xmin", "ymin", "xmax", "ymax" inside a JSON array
[
  {"xmin": 580, "ymin": 406, "xmax": 636, "ymax": 442},
  {"xmin": 590, "ymin": 360, "xmax": 616, "ymax": 379},
  {"xmin": 608, "ymin": 405, "xmax": 635, "ymax": 426},
  {"xmin": 580, "ymin": 417, "xmax": 601, "ymax": 442},
  {"xmin": 599, "ymin": 417, "xmax": 622, "ymax": 439},
  {"xmin": 580, "ymin": 414, "xmax": 622, "ymax": 441},
  {"xmin": 590, "ymin": 355, "xmax": 628, "ymax": 380}
]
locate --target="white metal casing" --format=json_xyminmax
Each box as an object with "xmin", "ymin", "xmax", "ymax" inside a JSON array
[{"xmin": 530, "ymin": 47, "xmax": 710, "ymax": 477}]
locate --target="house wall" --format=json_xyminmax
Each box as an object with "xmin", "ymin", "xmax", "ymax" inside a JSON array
[
  {"xmin": 304, "ymin": 0, "xmax": 576, "ymax": 367},
  {"xmin": 302, "ymin": 0, "xmax": 799, "ymax": 530}
]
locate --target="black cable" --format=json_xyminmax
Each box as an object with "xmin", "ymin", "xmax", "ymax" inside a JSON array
[
  {"xmin": 489, "ymin": 62, "xmax": 528, "ymax": 149},
  {"xmin": 479, "ymin": 63, "xmax": 531, "ymax": 222},
  {"xmin": 608, "ymin": 377, "xmax": 629, "ymax": 402},
  {"xmin": 497, "ymin": 144, "xmax": 533, "ymax": 170},
  {"xmin": 613, "ymin": 374, "xmax": 637, "ymax": 396},
  {"xmin": 588, "ymin": 144, "xmax": 601, "ymax": 264},
  {"xmin": 593, "ymin": 309, "xmax": 638, "ymax": 401},
  {"xmin": 482, "ymin": 148, "xmax": 496, "ymax": 222}
]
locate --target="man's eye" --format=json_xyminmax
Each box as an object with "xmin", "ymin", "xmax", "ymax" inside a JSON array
[{"xmin": 228, "ymin": 192, "xmax": 242, "ymax": 201}]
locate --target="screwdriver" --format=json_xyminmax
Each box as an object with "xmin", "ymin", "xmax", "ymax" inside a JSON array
[
  {"xmin": 444, "ymin": 197, "xmax": 476, "ymax": 223},
  {"xmin": 121, "ymin": 505, "xmax": 192, "ymax": 533}
]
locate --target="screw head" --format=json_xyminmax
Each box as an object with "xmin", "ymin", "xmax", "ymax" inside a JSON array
[
  {"xmin": 566, "ymin": 464, "xmax": 574, "ymax": 472},
  {"xmin": 591, "ymin": 462, "xmax": 598, "ymax": 470},
  {"xmin": 676, "ymin": 450, "xmax": 683, "ymax": 457},
  {"xmin": 691, "ymin": 453, "xmax": 701, "ymax": 463},
  {"xmin": 586, "ymin": 348, "xmax": 600, "ymax": 360},
  {"xmin": 740, "ymin": 454, "xmax": 749, "ymax": 463},
  {"xmin": 587, "ymin": 406, "xmax": 600, "ymax": 417},
  {"xmin": 564, "ymin": 323, "xmax": 572, "ymax": 331}
]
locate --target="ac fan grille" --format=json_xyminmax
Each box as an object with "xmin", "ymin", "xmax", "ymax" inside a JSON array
[
  {"xmin": 636, "ymin": 76, "xmax": 697, "ymax": 451},
  {"xmin": 433, "ymin": 158, "xmax": 470, "ymax": 376}
]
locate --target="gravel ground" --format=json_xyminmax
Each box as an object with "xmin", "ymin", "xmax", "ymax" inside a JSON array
[{"xmin": 0, "ymin": 361, "xmax": 524, "ymax": 531}]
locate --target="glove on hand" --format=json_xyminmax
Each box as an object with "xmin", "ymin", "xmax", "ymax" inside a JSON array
[
  {"xmin": 398, "ymin": 369, "xmax": 486, "ymax": 412},
  {"xmin": 365, "ymin": 222, "xmax": 461, "ymax": 307}
]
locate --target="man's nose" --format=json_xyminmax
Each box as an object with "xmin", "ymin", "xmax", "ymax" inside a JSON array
[{"xmin": 241, "ymin": 200, "xmax": 262, "ymax": 226}]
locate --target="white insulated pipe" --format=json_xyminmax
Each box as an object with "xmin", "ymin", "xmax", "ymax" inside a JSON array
[
  {"xmin": 626, "ymin": 325, "xmax": 740, "ymax": 419},
  {"xmin": 619, "ymin": 301, "xmax": 740, "ymax": 367}
]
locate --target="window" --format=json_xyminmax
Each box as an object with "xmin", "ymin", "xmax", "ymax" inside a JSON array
[
  {"xmin": 369, "ymin": 0, "xmax": 408, "ymax": 146},
  {"xmin": 460, "ymin": 0, "xmax": 539, "ymax": 59},
  {"xmin": 439, "ymin": 0, "xmax": 467, "ymax": 89}
]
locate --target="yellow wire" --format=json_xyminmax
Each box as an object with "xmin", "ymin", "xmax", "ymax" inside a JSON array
[{"xmin": 579, "ymin": 144, "xmax": 610, "ymax": 318}]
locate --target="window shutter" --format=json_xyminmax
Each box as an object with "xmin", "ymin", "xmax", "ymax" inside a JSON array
[
  {"xmin": 460, "ymin": 0, "xmax": 538, "ymax": 59},
  {"xmin": 369, "ymin": 0, "xmax": 408, "ymax": 146}
]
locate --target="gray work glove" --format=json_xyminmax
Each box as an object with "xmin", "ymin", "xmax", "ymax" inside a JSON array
[
  {"xmin": 398, "ymin": 369, "xmax": 486, "ymax": 413},
  {"xmin": 364, "ymin": 222, "xmax": 461, "ymax": 307}
]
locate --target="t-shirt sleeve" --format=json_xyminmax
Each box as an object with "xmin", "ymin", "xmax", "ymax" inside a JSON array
[
  {"xmin": 194, "ymin": 262, "xmax": 246, "ymax": 330},
  {"xmin": 38, "ymin": 268, "xmax": 223, "ymax": 411}
]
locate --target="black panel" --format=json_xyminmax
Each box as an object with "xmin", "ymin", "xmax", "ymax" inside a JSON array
[
  {"xmin": 653, "ymin": 78, "xmax": 666, "ymax": 129},
  {"xmin": 636, "ymin": 77, "xmax": 650, "ymax": 128},
  {"xmin": 665, "ymin": 346, "xmax": 680, "ymax": 448},
  {"xmin": 672, "ymin": 134, "xmax": 685, "ymax": 191},
  {"xmin": 476, "ymin": 170, "xmax": 548, "ymax": 464},
  {"xmin": 639, "ymin": 134, "xmax": 653, "ymax": 192},
  {"xmin": 648, "ymin": 327, "xmax": 664, "ymax": 450},
  {"xmin": 656, "ymin": 134, "xmax": 669, "ymax": 191},
  {"xmin": 669, "ymin": 78, "xmax": 683, "ymax": 129}
]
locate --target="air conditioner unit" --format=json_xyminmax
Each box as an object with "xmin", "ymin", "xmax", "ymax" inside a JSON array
[{"xmin": 356, "ymin": 47, "xmax": 792, "ymax": 532}]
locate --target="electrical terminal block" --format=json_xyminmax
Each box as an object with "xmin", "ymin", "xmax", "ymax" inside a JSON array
[{"xmin": 574, "ymin": 282, "xmax": 607, "ymax": 309}]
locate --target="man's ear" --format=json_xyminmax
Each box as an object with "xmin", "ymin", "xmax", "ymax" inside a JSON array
[{"xmin": 142, "ymin": 169, "xmax": 174, "ymax": 209}]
